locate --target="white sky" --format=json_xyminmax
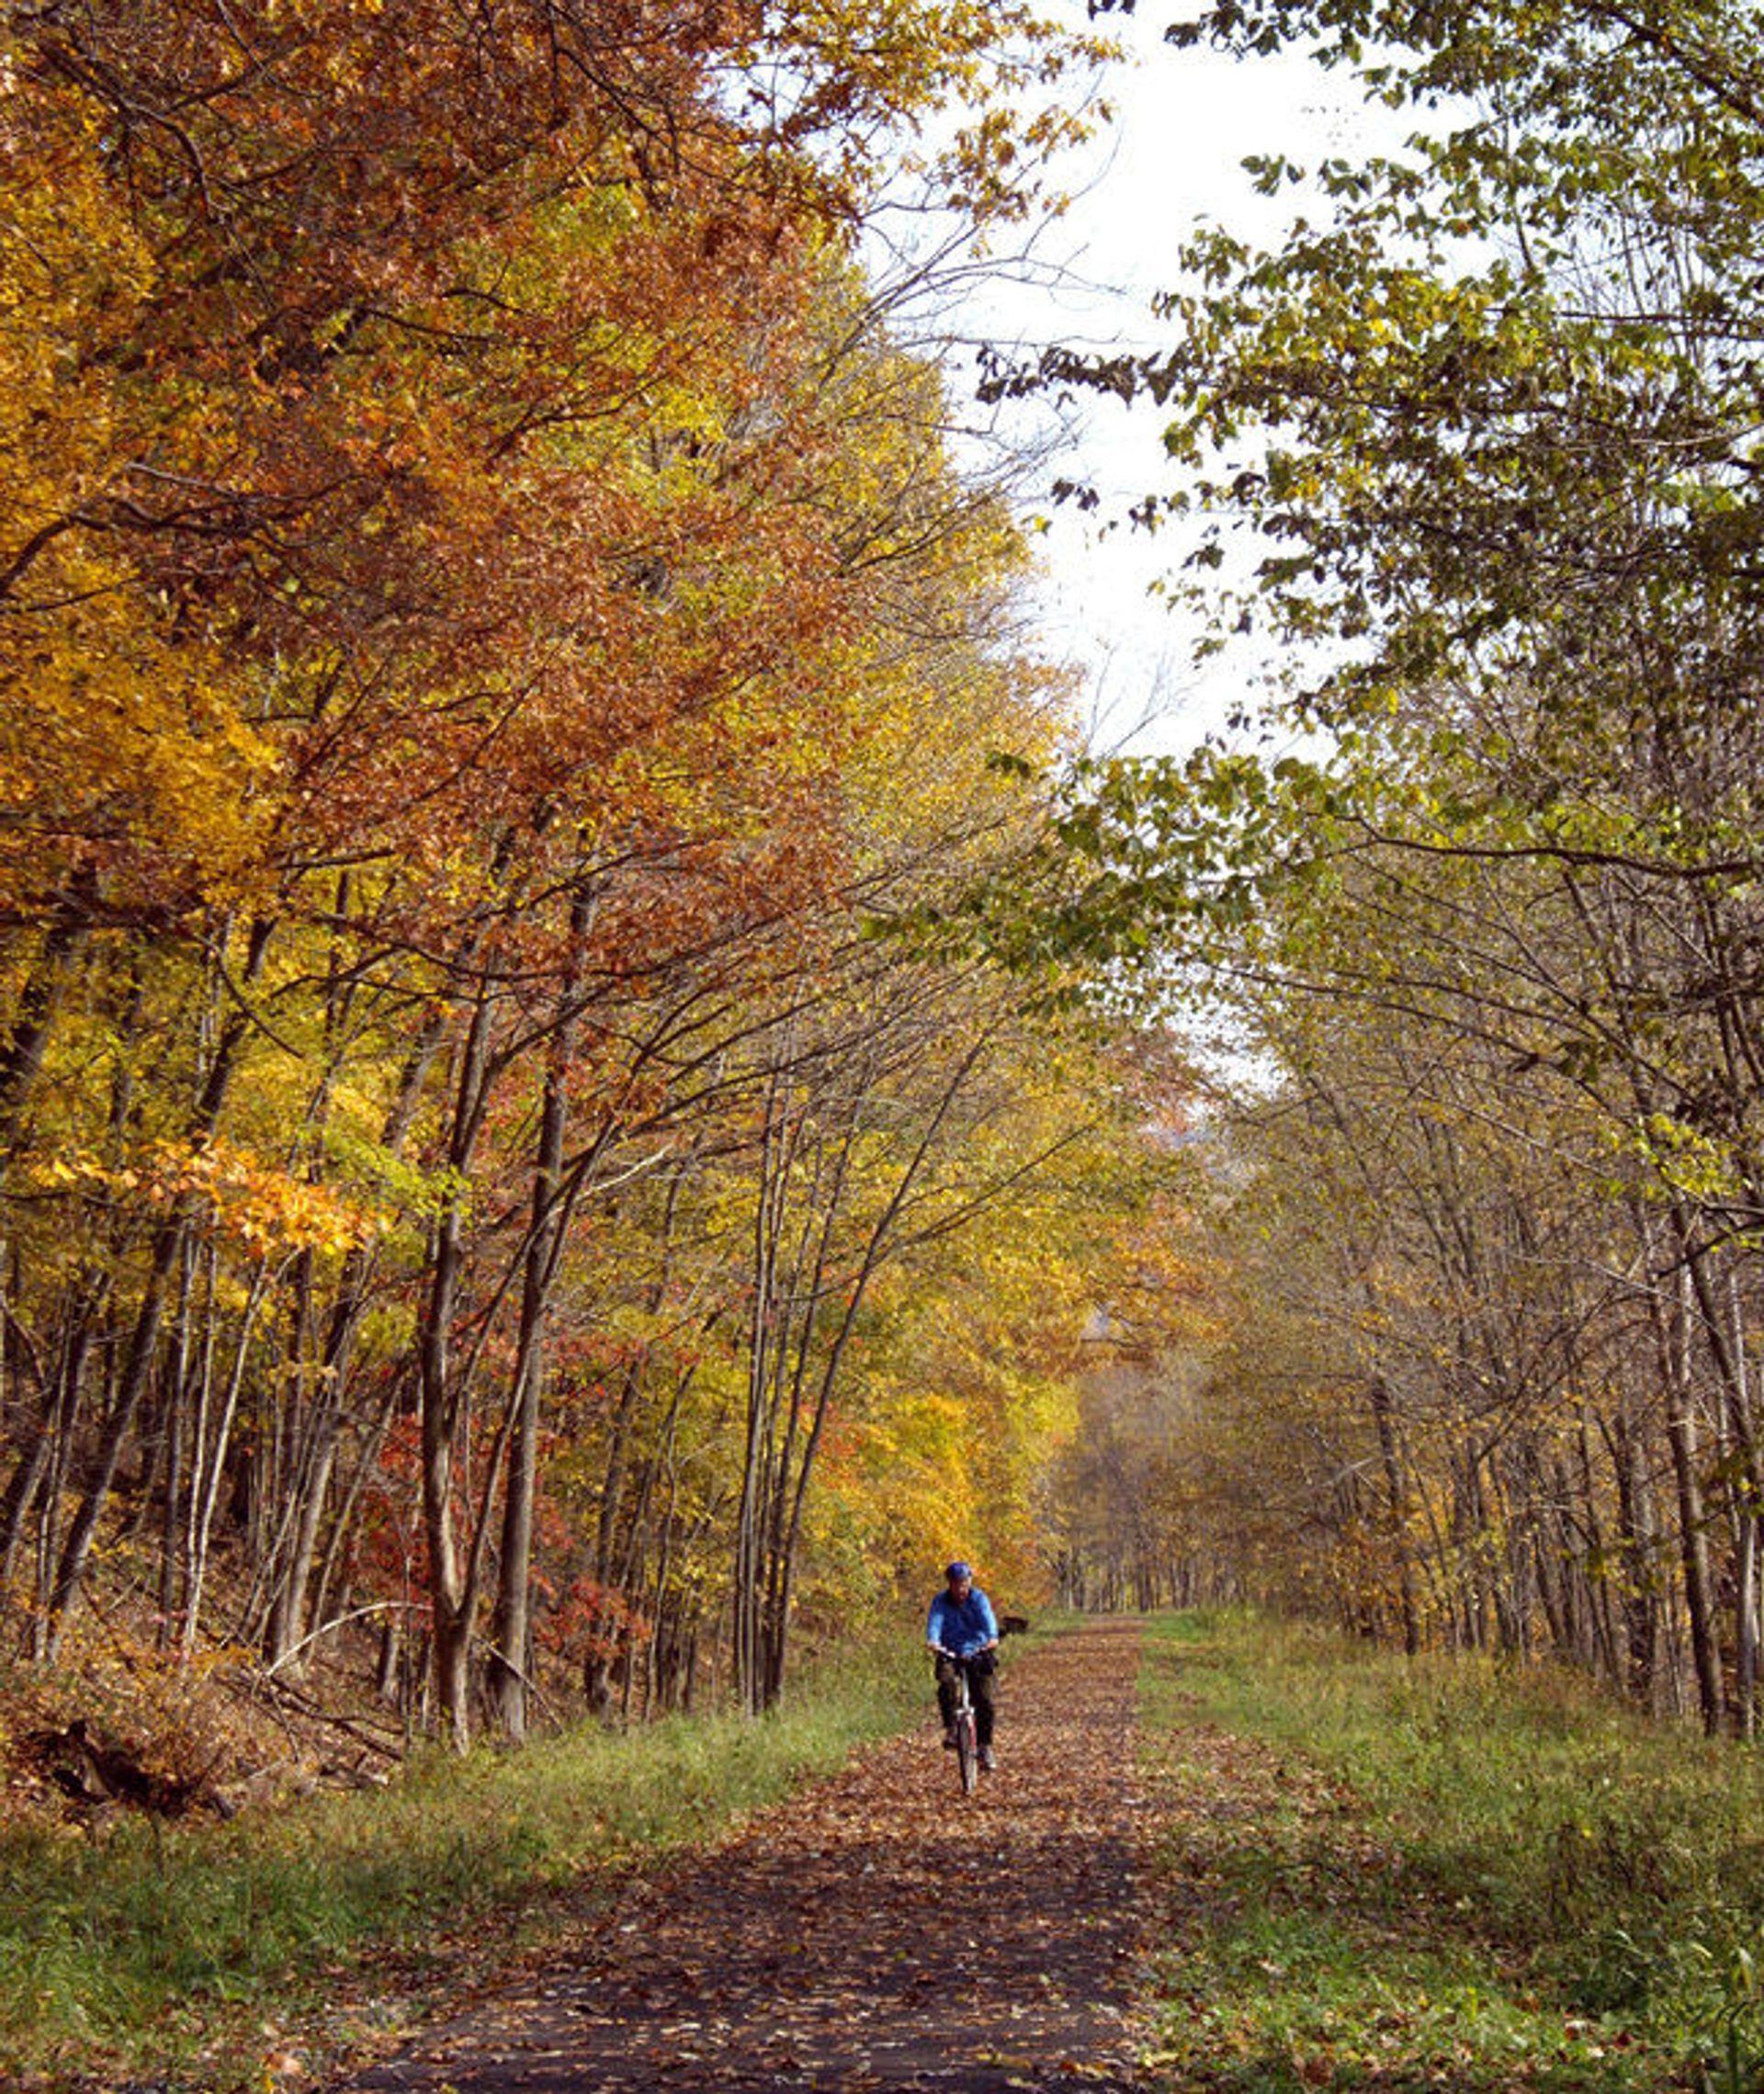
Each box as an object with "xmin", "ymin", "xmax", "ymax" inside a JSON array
[{"xmin": 910, "ymin": 15, "xmax": 1406, "ymax": 758}]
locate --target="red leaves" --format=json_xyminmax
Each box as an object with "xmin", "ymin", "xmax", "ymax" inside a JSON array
[{"xmin": 533, "ymin": 1577, "xmax": 650, "ymax": 1663}]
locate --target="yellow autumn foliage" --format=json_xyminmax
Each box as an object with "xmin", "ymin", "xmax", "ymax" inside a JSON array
[{"xmin": 0, "ymin": 84, "xmax": 275, "ymax": 922}]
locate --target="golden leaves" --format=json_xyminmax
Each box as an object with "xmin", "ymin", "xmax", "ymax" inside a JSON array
[{"xmin": 32, "ymin": 1137, "xmax": 378, "ymax": 1260}]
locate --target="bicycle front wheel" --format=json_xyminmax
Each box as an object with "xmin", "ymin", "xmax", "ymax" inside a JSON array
[{"xmin": 956, "ymin": 1710, "xmax": 978, "ymax": 1795}]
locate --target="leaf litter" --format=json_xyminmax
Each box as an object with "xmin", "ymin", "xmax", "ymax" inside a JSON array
[{"xmin": 335, "ymin": 1621, "xmax": 1151, "ymax": 2093}]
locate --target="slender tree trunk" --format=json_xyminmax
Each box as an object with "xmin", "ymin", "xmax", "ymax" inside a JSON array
[
  {"xmin": 156, "ymin": 1242, "xmax": 195, "ymax": 1644},
  {"xmin": 734, "ymin": 1063, "xmax": 793, "ymax": 1715},
  {"xmin": 1370, "ymin": 1375, "xmax": 1419, "ymax": 1656},
  {"xmin": 488, "ymin": 888, "xmax": 590, "ymax": 1741},
  {"xmin": 416, "ymin": 978, "xmax": 496, "ymax": 1754},
  {"xmin": 266, "ymin": 1000, "xmax": 452, "ymax": 1670},
  {"xmin": 0, "ymin": 1419, "xmax": 51, "ymax": 1613},
  {"xmin": 1648, "ymin": 1252, "xmax": 1724, "ymax": 1735},
  {"xmin": 44, "ymin": 916, "xmax": 275, "ymax": 1652},
  {"xmin": 755, "ymin": 1034, "xmax": 986, "ymax": 1708},
  {"xmin": 181, "ymin": 1259, "xmax": 276, "ymax": 1659}
]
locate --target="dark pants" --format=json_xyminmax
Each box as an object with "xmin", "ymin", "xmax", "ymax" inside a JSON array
[{"xmin": 935, "ymin": 1649, "xmax": 997, "ymax": 1749}]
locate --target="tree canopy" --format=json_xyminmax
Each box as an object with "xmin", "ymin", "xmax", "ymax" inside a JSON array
[
  {"xmin": 0, "ymin": 0, "xmax": 1187, "ymax": 1756},
  {"xmin": 993, "ymin": 0, "xmax": 1764, "ymax": 1733}
]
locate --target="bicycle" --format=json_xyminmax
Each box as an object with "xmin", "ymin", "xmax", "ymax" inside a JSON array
[{"xmin": 935, "ymin": 1648, "xmax": 987, "ymax": 1795}]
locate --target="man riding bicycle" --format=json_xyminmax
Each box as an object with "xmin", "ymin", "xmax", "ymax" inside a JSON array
[{"xmin": 926, "ymin": 1560, "xmax": 1000, "ymax": 1770}]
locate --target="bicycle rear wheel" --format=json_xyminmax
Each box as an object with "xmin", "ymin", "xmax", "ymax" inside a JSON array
[{"xmin": 956, "ymin": 1708, "xmax": 978, "ymax": 1795}]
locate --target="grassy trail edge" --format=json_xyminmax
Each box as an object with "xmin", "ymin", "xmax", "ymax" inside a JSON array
[
  {"xmin": 3, "ymin": 1618, "xmax": 1069, "ymax": 2090},
  {"xmin": 1132, "ymin": 1608, "xmax": 1764, "ymax": 2094}
]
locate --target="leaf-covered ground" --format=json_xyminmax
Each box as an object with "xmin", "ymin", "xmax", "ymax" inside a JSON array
[{"xmin": 338, "ymin": 1621, "xmax": 1149, "ymax": 2092}]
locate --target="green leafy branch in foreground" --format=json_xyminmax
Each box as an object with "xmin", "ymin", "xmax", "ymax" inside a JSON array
[
  {"xmin": 1140, "ymin": 1610, "xmax": 1764, "ymax": 2094},
  {"xmin": 957, "ymin": 0, "xmax": 1764, "ymax": 1001}
]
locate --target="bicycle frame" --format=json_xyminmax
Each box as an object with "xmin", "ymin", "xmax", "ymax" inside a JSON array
[{"xmin": 940, "ymin": 1651, "xmax": 982, "ymax": 1795}]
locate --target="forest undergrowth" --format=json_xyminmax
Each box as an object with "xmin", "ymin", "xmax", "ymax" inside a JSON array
[
  {"xmin": 0, "ymin": 1625, "xmax": 975, "ymax": 2093},
  {"xmin": 1140, "ymin": 1611, "xmax": 1764, "ymax": 2094}
]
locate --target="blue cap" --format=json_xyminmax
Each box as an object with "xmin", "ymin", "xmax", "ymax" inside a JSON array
[{"xmin": 945, "ymin": 1561, "xmax": 972, "ymax": 1581}]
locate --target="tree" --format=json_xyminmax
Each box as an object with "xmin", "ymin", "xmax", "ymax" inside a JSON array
[{"xmin": 0, "ymin": 0, "xmax": 1172, "ymax": 1749}]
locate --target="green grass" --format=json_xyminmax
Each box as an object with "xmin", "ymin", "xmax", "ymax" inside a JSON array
[
  {"xmin": 0, "ymin": 1632, "xmax": 937, "ymax": 2090},
  {"xmin": 1139, "ymin": 1610, "xmax": 1764, "ymax": 2094}
]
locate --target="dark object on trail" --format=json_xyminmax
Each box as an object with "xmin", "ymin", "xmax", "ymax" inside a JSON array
[
  {"xmin": 21, "ymin": 1718, "xmax": 219, "ymax": 1817},
  {"xmin": 1001, "ymin": 1614, "xmax": 1031, "ymax": 1637}
]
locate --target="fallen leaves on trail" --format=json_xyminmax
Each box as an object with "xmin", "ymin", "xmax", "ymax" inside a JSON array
[{"xmin": 340, "ymin": 1624, "xmax": 1151, "ymax": 2092}]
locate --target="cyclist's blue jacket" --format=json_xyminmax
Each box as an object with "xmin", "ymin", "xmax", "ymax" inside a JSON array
[{"xmin": 927, "ymin": 1586, "xmax": 998, "ymax": 1657}]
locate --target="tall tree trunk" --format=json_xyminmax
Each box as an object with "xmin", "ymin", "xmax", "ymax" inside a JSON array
[
  {"xmin": 264, "ymin": 1002, "xmax": 449, "ymax": 1672},
  {"xmin": 180, "ymin": 1256, "xmax": 276, "ymax": 1659},
  {"xmin": 755, "ymin": 1034, "xmax": 986, "ymax": 1708},
  {"xmin": 416, "ymin": 972, "xmax": 498, "ymax": 1754},
  {"xmin": 1682, "ymin": 1235, "xmax": 1760, "ymax": 1736},
  {"xmin": 44, "ymin": 916, "xmax": 275, "ymax": 1653},
  {"xmin": 1649, "ymin": 1251, "xmax": 1724, "ymax": 1735},
  {"xmin": 1619, "ymin": 1406, "xmax": 1667, "ymax": 1714},
  {"xmin": 487, "ymin": 888, "xmax": 590, "ymax": 1740},
  {"xmin": 734, "ymin": 1062, "xmax": 793, "ymax": 1715},
  {"xmin": 1370, "ymin": 1375, "xmax": 1419, "ymax": 1657}
]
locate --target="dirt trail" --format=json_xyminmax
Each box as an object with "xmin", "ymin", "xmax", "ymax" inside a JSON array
[{"xmin": 345, "ymin": 1619, "xmax": 1148, "ymax": 2093}]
